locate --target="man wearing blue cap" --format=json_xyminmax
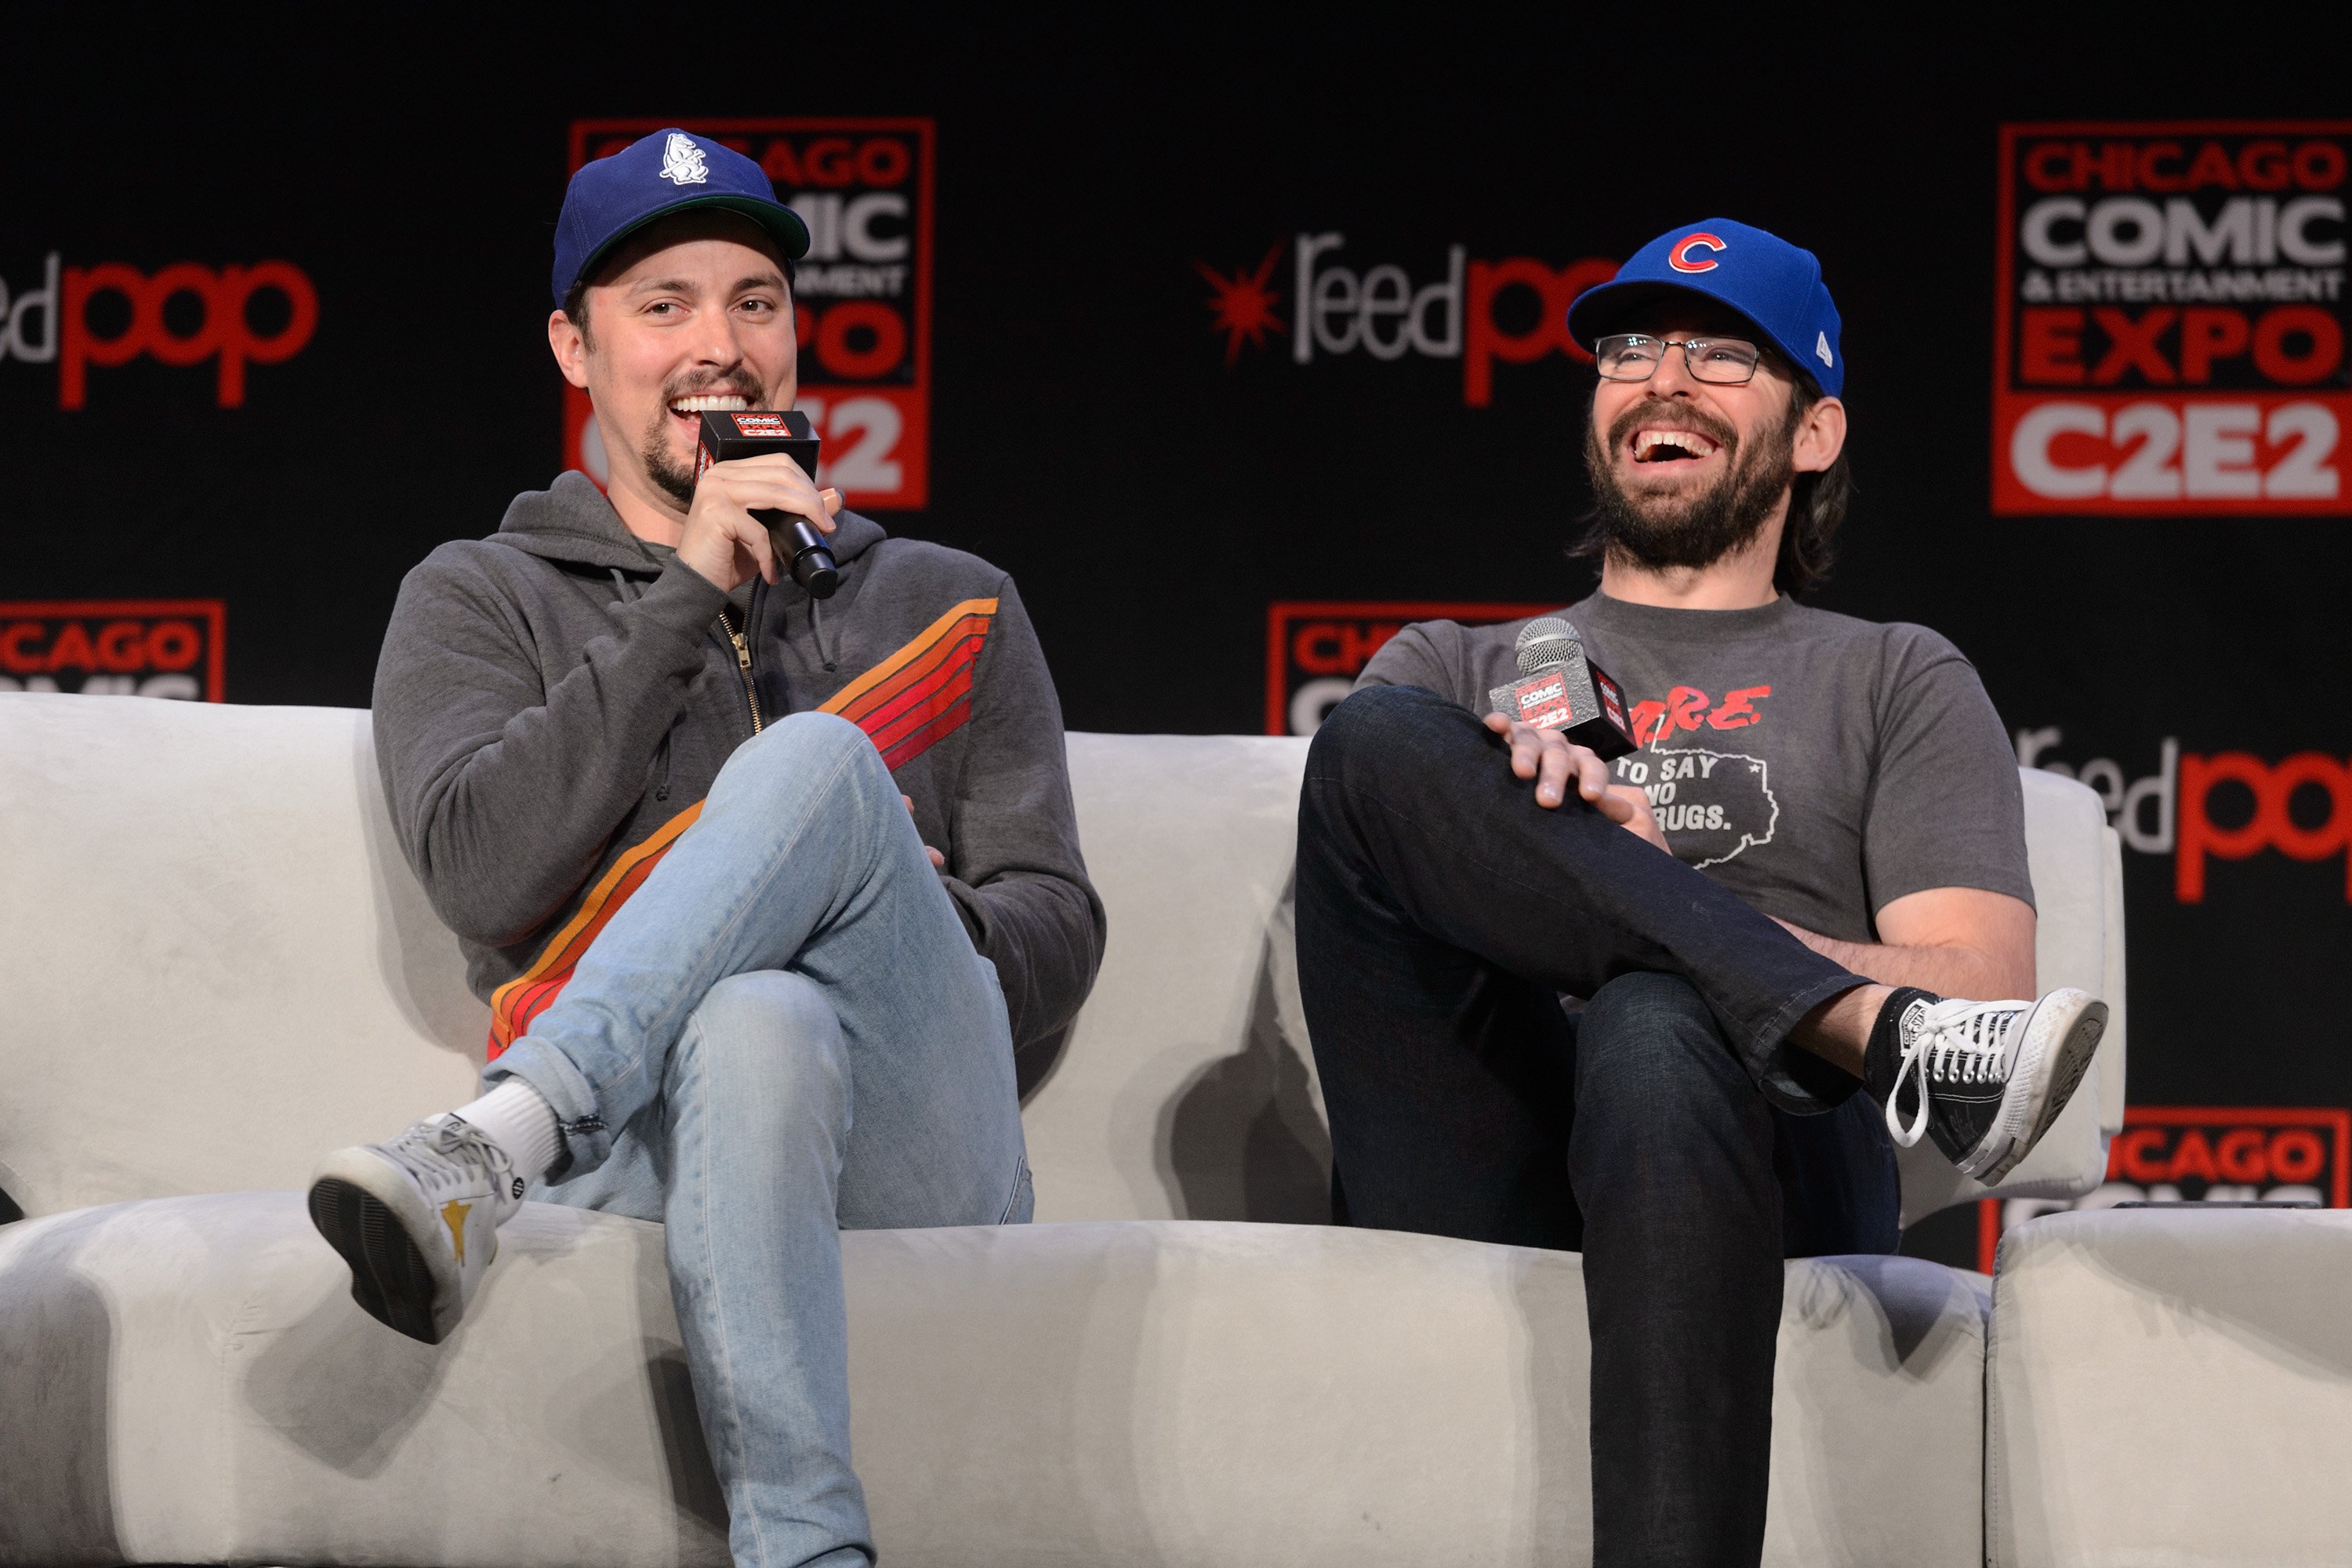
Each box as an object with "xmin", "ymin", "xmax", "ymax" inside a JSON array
[
  {"xmin": 304, "ymin": 129, "xmax": 1103, "ymax": 1567},
  {"xmin": 1294, "ymin": 220, "xmax": 2107, "ymax": 1566}
]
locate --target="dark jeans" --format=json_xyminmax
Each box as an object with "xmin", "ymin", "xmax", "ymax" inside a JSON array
[{"xmin": 1296, "ymin": 684, "xmax": 1901, "ymax": 1568}]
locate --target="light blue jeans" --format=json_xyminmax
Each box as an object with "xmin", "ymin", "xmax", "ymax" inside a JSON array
[{"xmin": 489, "ymin": 712, "xmax": 1031, "ymax": 1568}]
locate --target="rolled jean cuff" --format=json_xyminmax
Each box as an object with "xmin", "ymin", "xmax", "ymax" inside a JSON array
[
  {"xmin": 484, "ymin": 1039, "xmax": 613, "ymax": 1178},
  {"xmin": 1750, "ymin": 969, "xmax": 1872, "ymax": 1116}
]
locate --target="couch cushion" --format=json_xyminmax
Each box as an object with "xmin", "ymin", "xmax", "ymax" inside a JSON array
[
  {"xmin": 1027, "ymin": 732, "xmax": 1323, "ymax": 1221},
  {"xmin": 1987, "ymin": 1208, "xmax": 2352, "ymax": 1566},
  {"xmin": 0, "ymin": 695, "xmax": 2123, "ymax": 1225},
  {"xmin": 0, "ymin": 696, "xmax": 483, "ymax": 1218},
  {"xmin": 0, "ymin": 1192, "xmax": 1988, "ymax": 1568}
]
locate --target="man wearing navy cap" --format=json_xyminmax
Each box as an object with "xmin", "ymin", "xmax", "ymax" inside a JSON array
[
  {"xmin": 304, "ymin": 129, "xmax": 1103, "ymax": 1567},
  {"xmin": 1295, "ymin": 220, "xmax": 2108, "ymax": 1566}
]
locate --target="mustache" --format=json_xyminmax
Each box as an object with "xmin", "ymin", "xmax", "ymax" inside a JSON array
[
  {"xmin": 1606, "ymin": 398, "xmax": 1739, "ymax": 457},
  {"xmin": 660, "ymin": 368, "xmax": 767, "ymax": 406}
]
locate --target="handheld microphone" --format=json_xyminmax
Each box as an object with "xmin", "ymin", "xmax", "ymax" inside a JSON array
[
  {"xmin": 1486, "ymin": 617, "xmax": 1639, "ymax": 760},
  {"xmin": 693, "ymin": 409, "xmax": 838, "ymax": 599}
]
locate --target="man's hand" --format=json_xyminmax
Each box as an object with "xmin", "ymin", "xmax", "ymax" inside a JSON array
[
  {"xmin": 1482, "ymin": 711, "xmax": 1667, "ymax": 851},
  {"xmin": 903, "ymin": 793, "xmax": 946, "ymax": 869},
  {"xmin": 677, "ymin": 453, "xmax": 844, "ymax": 593}
]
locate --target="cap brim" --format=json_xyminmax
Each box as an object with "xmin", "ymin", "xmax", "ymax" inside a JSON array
[
  {"xmin": 1566, "ymin": 278, "xmax": 1765, "ymax": 347},
  {"xmin": 1566, "ymin": 277, "xmax": 1817, "ymax": 387},
  {"xmin": 574, "ymin": 193, "xmax": 812, "ymax": 293}
]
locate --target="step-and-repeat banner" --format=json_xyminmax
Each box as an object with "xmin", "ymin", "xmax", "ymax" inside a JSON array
[{"xmin": 1, "ymin": 77, "xmax": 2343, "ymax": 1267}]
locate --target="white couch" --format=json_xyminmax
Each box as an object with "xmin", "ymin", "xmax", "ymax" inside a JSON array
[{"xmin": 0, "ymin": 694, "xmax": 2136, "ymax": 1566}]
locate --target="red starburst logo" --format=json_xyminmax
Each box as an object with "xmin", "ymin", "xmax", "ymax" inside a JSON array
[{"xmin": 1195, "ymin": 241, "xmax": 1287, "ymax": 365}]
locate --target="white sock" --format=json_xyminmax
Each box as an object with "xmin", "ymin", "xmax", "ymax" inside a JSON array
[{"xmin": 451, "ymin": 1079, "xmax": 562, "ymax": 1185}]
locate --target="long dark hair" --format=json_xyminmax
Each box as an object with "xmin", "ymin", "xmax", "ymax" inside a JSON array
[{"xmin": 1775, "ymin": 371, "xmax": 1851, "ymax": 596}]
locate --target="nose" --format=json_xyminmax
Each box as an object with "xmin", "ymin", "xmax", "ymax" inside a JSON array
[
  {"xmin": 1647, "ymin": 340, "xmax": 1700, "ymax": 396},
  {"xmin": 683, "ymin": 302, "xmax": 748, "ymax": 369}
]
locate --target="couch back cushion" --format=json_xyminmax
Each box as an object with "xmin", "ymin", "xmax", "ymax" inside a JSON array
[
  {"xmin": 0, "ymin": 695, "xmax": 2122, "ymax": 1225},
  {"xmin": 0, "ymin": 696, "xmax": 484, "ymax": 1218}
]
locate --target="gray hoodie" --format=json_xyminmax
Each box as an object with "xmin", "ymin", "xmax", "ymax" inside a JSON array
[{"xmin": 372, "ymin": 471, "xmax": 1104, "ymax": 1054}]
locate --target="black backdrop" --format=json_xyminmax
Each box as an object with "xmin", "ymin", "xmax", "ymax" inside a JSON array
[{"xmin": 5, "ymin": 16, "xmax": 2350, "ymax": 1265}]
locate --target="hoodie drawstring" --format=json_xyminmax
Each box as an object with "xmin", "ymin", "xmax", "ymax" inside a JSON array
[{"xmin": 811, "ymin": 594, "xmax": 839, "ymax": 672}]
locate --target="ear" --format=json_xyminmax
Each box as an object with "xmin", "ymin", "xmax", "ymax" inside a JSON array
[
  {"xmin": 548, "ymin": 310, "xmax": 591, "ymax": 391},
  {"xmin": 1791, "ymin": 394, "xmax": 1846, "ymax": 475}
]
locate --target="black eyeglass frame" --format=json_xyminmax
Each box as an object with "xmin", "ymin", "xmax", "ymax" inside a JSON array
[{"xmin": 1592, "ymin": 332, "xmax": 1764, "ymax": 386}]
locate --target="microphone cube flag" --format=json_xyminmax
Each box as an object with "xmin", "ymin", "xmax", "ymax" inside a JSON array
[
  {"xmin": 693, "ymin": 408, "xmax": 822, "ymax": 482},
  {"xmin": 1488, "ymin": 656, "xmax": 1639, "ymax": 760}
]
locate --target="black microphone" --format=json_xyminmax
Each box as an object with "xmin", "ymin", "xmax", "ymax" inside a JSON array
[
  {"xmin": 1486, "ymin": 617, "xmax": 1639, "ymax": 760},
  {"xmin": 693, "ymin": 409, "xmax": 839, "ymax": 599}
]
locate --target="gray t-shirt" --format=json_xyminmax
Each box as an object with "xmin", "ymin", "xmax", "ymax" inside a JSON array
[{"xmin": 1358, "ymin": 591, "xmax": 2032, "ymax": 943}]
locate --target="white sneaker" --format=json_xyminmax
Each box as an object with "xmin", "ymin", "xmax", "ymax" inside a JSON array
[
  {"xmin": 307, "ymin": 1113, "xmax": 524, "ymax": 1344},
  {"xmin": 1884, "ymin": 988, "xmax": 2109, "ymax": 1185}
]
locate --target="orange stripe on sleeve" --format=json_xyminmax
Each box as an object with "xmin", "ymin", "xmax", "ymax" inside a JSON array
[
  {"xmin": 486, "ymin": 799, "xmax": 704, "ymax": 1056},
  {"xmin": 819, "ymin": 598, "xmax": 996, "ymax": 722}
]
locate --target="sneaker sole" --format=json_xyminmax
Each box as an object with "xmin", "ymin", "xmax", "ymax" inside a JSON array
[
  {"xmin": 307, "ymin": 1166, "xmax": 458, "ymax": 1345},
  {"xmin": 1964, "ymin": 991, "xmax": 2110, "ymax": 1186}
]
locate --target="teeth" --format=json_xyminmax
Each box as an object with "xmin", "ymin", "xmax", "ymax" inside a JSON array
[
  {"xmin": 1633, "ymin": 429, "xmax": 1719, "ymax": 459},
  {"xmin": 670, "ymin": 394, "xmax": 750, "ymax": 413}
]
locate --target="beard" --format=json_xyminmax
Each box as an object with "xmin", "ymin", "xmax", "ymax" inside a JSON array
[
  {"xmin": 1581, "ymin": 397, "xmax": 1796, "ymax": 573},
  {"xmin": 638, "ymin": 368, "xmax": 770, "ymax": 510}
]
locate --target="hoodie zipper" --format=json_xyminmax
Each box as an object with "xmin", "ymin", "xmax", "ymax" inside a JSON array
[{"xmin": 717, "ymin": 604, "xmax": 763, "ymax": 735}]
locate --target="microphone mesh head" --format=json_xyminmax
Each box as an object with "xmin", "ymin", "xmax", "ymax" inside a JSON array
[{"xmin": 1515, "ymin": 617, "xmax": 1581, "ymax": 674}]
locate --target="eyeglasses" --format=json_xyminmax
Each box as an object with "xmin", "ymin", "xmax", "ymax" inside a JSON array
[{"xmin": 1593, "ymin": 333, "xmax": 1762, "ymax": 385}]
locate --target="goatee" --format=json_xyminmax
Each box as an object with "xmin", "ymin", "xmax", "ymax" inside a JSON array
[
  {"xmin": 641, "ymin": 371, "xmax": 770, "ymax": 510},
  {"xmin": 1581, "ymin": 398, "xmax": 1796, "ymax": 574}
]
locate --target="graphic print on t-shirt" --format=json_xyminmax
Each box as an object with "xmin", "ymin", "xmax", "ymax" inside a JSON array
[
  {"xmin": 1611, "ymin": 682, "xmax": 1780, "ymax": 869},
  {"xmin": 1617, "ymin": 748, "xmax": 1779, "ymax": 868}
]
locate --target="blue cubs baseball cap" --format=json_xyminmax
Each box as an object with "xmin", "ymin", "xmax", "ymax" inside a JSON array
[
  {"xmin": 1566, "ymin": 219, "xmax": 1843, "ymax": 397},
  {"xmin": 552, "ymin": 128, "xmax": 811, "ymax": 306}
]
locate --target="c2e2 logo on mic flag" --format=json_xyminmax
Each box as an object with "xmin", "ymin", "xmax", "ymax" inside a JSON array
[
  {"xmin": 1993, "ymin": 121, "xmax": 2352, "ymax": 515},
  {"xmin": 0, "ymin": 600, "xmax": 224, "ymax": 700},
  {"xmin": 1976, "ymin": 1105, "xmax": 2350, "ymax": 1271},
  {"xmin": 1267, "ymin": 601, "xmax": 1555, "ymax": 736},
  {"xmin": 564, "ymin": 118, "xmax": 935, "ymax": 510}
]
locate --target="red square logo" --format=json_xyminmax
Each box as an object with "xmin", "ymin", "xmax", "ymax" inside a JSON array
[
  {"xmin": 0, "ymin": 600, "xmax": 226, "ymax": 701},
  {"xmin": 1992, "ymin": 122, "xmax": 2352, "ymax": 516}
]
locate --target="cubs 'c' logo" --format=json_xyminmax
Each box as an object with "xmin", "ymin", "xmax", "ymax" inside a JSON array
[{"xmin": 1668, "ymin": 232, "xmax": 1726, "ymax": 273}]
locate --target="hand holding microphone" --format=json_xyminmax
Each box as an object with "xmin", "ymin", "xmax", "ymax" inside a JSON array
[
  {"xmin": 1485, "ymin": 619, "xmax": 1664, "ymax": 848},
  {"xmin": 681, "ymin": 410, "xmax": 841, "ymax": 597}
]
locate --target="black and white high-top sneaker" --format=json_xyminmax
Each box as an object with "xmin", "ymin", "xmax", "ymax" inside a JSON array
[
  {"xmin": 1883, "ymin": 989, "xmax": 2109, "ymax": 1185},
  {"xmin": 307, "ymin": 1113, "xmax": 525, "ymax": 1345}
]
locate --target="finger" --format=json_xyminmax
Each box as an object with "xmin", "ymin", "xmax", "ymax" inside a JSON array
[
  {"xmin": 902, "ymin": 793, "xmax": 916, "ymax": 814},
  {"xmin": 1572, "ymin": 747, "xmax": 1611, "ymax": 802},
  {"xmin": 722, "ymin": 511, "xmax": 779, "ymax": 584},
  {"xmin": 1592, "ymin": 788, "xmax": 1635, "ymax": 825},
  {"xmin": 1508, "ymin": 723, "xmax": 1547, "ymax": 780},
  {"xmin": 820, "ymin": 488, "xmax": 844, "ymax": 526},
  {"xmin": 925, "ymin": 845, "xmax": 946, "ymax": 869},
  {"xmin": 716, "ymin": 473, "xmax": 827, "ymax": 517},
  {"xmin": 1534, "ymin": 736, "xmax": 1573, "ymax": 807}
]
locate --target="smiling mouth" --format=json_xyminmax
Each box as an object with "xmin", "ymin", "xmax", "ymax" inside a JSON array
[
  {"xmin": 1630, "ymin": 427, "xmax": 1722, "ymax": 463},
  {"xmin": 669, "ymin": 392, "xmax": 751, "ymax": 419}
]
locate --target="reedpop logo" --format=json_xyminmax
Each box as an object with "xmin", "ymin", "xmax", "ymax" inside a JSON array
[
  {"xmin": 2018, "ymin": 727, "xmax": 2352, "ymax": 902},
  {"xmin": 1196, "ymin": 235, "xmax": 1617, "ymax": 406},
  {"xmin": 0, "ymin": 252, "xmax": 318, "ymax": 407}
]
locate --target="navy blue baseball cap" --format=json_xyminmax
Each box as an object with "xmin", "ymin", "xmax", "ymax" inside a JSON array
[
  {"xmin": 1566, "ymin": 219, "xmax": 1843, "ymax": 397},
  {"xmin": 552, "ymin": 129, "xmax": 811, "ymax": 306}
]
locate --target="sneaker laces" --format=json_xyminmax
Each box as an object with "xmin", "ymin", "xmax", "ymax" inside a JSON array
[
  {"xmin": 390, "ymin": 1114, "xmax": 515, "ymax": 1194},
  {"xmin": 1883, "ymin": 999, "xmax": 2030, "ymax": 1149}
]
